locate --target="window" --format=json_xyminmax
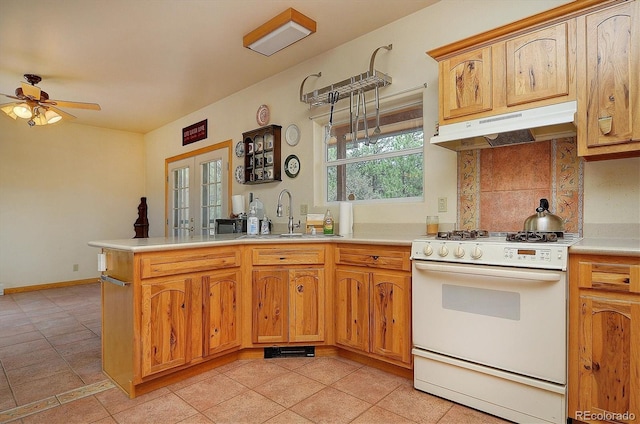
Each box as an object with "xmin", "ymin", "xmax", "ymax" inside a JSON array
[{"xmin": 325, "ymin": 103, "xmax": 423, "ymax": 202}]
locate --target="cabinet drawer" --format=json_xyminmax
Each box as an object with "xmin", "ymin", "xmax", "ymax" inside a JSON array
[
  {"xmin": 578, "ymin": 261, "xmax": 640, "ymax": 294},
  {"xmin": 252, "ymin": 246, "xmax": 325, "ymax": 265},
  {"xmin": 336, "ymin": 246, "xmax": 411, "ymax": 271},
  {"xmin": 140, "ymin": 248, "xmax": 240, "ymax": 279}
]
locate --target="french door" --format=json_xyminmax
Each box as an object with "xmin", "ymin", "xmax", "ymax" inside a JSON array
[{"xmin": 167, "ymin": 147, "xmax": 229, "ymax": 237}]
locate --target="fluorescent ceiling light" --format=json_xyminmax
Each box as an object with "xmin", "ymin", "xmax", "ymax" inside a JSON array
[{"xmin": 243, "ymin": 8, "xmax": 316, "ymax": 56}]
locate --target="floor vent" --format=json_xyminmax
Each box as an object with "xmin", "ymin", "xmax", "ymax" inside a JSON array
[{"xmin": 264, "ymin": 346, "xmax": 315, "ymax": 358}]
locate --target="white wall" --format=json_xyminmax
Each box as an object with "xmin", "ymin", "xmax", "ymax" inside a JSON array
[
  {"xmin": 0, "ymin": 118, "xmax": 144, "ymax": 290},
  {"xmin": 583, "ymin": 157, "xmax": 640, "ymax": 237},
  {"xmin": 144, "ymin": 0, "xmax": 575, "ymax": 237}
]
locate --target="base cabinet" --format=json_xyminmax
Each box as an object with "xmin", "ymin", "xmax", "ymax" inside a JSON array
[
  {"xmin": 569, "ymin": 254, "xmax": 640, "ymax": 423},
  {"xmin": 101, "ymin": 246, "xmax": 241, "ymax": 397},
  {"xmin": 334, "ymin": 245, "xmax": 412, "ymax": 368},
  {"xmin": 140, "ymin": 276, "xmax": 193, "ymax": 378},
  {"xmin": 251, "ymin": 246, "xmax": 326, "ymax": 344},
  {"xmin": 203, "ymin": 270, "xmax": 241, "ymax": 356}
]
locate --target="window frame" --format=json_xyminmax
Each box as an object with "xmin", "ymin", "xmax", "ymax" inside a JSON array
[{"xmin": 323, "ymin": 101, "xmax": 424, "ymax": 204}]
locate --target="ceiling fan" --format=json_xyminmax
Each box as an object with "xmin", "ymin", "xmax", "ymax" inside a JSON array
[{"xmin": 1, "ymin": 74, "xmax": 101, "ymax": 126}]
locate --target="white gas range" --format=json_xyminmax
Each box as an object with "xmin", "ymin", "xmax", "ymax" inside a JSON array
[{"xmin": 411, "ymin": 231, "xmax": 579, "ymax": 424}]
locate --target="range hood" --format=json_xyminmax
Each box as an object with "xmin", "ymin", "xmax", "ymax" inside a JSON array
[{"xmin": 430, "ymin": 101, "xmax": 577, "ymax": 151}]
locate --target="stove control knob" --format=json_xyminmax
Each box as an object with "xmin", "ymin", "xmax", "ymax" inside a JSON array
[
  {"xmin": 454, "ymin": 246, "xmax": 465, "ymax": 258},
  {"xmin": 423, "ymin": 244, "xmax": 433, "ymax": 256},
  {"xmin": 471, "ymin": 246, "xmax": 483, "ymax": 259},
  {"xmin": 438, "ymin": 245, "xmax": 449, "ymax": 257}
]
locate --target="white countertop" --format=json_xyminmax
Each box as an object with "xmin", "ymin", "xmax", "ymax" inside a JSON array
[
  {"xmin": 88, "ymin": 232, "xmax": 415, "ymax": 252},
  {"xmin": 569, "ymin": 238, "xmax": 640, "ymax": 257}
]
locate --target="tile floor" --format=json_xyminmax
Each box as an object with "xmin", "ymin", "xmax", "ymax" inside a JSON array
[{"xmin": 0, "ymin": 283, "xmax": 509, "ymax": 423}]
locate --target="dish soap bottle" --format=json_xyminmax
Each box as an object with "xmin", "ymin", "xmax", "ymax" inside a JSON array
[
  {"xmin": 261, "ymin": 214, "xmax": 270, "ymax": 235},
  {"xmin": 247, "ymin": 206, "xmax": 259, "ymax": 236},
  {"xmin": 323, "ymin": 209, "xmax": 334, "ymax": 235}
]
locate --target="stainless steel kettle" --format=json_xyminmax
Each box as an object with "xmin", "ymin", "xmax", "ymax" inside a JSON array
[{"xmin": 523, "ymin": 198, "xmax": 564, "ymax": 232}]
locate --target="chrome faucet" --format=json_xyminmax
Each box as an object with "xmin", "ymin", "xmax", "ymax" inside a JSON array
[{"xmin": 276, "ymin": 189, "xmax": 299, "ymax": 234}]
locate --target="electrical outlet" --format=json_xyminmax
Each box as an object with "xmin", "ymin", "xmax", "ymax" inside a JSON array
[
  {"xmin": 438, "ymin": 197, "xmax": 447, "ymax": 213},
  {"xmin": 73, "ymin": 264, "xmax": 79, "ymax": 272},
  {"xmin": 300, "ymin": 204, "xmax": 308, "ymax": 215}
]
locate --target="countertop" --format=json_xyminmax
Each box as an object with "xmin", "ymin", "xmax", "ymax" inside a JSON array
[
  {"xmin": 88, "ymin": 232, "xmax": 415, "ymax": 252},
  {"xmin": 569, "ymin": 238, "xmax": 640, "ymax": 257}
]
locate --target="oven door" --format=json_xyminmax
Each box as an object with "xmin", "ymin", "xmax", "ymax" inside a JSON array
[{"xmin": 412, "ymin": 262, "xmax": 566, "ymax": 384}]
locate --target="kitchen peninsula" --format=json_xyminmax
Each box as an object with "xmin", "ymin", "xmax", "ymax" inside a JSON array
[{"xmin": 89, "ymin": 233, "xmax": 414, "ymax": 398}]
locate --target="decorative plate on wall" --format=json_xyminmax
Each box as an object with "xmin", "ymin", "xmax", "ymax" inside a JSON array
[
  {"xmin": 256, "ymin": 104, "xmax": 270, "ymax": 126},
  {"xmin": 284, "ymin": 154, "xmax": 300, "ymax": 178},
  {"xmin": 234, "ymin": 165, "xmax": 245, "ymax": 183},
  {"xmin": 235, "ymin": 141, "xmax": 245, "ymax": 157},
  {"xmin": 285, "ymin": 124, "xmax": 300, "ymax": 146}
]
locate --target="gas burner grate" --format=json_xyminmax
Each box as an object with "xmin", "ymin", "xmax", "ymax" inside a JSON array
[
  {"xmin": 506, "ymin": 232, "xmax": 561, "ymax": 242},
  {"xmin": 436, "ymin": 230, "xmax": 489, "ymax": 240}
]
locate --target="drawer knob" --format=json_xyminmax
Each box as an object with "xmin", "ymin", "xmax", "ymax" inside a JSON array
[
  {"xmin": 371, "ymin": 255, "xmax": 379, "ymax": 260},
  {"xmin": 297, "ymin": 285, "xmax": 304, "ymax": 293}
]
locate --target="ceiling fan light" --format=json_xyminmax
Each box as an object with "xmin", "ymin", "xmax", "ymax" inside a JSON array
[
  {"xmin": 1, "ymin": 104, "xmax": 18, "ymax": 119},
  {"xmin": 13, "ymin": 103, "xmax": 33, "ymax": 119},
  {"xmin": 32, "ymin": 109, "xmax": 48, "ymax": 126},
  {"xmin": 45, "ymin": 110, "xmax": 62, "ymax": 124}
]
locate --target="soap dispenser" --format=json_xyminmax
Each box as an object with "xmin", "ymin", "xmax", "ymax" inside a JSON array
[{"xmin": 247, "ymin": 206, "xmax": 259, "ymax": 236}]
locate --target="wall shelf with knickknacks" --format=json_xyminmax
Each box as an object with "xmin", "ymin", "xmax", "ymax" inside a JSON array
[{"xmin": 243, "ymin": 124, "xmax": 282, "ymax": 184}]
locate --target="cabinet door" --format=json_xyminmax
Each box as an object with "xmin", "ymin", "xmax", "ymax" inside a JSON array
[
  {"xmin": 370, "ymin": 271, "xmax": 411, "ymax": 365},
  {"xmin": 506, "ymin": 22, "xmax": 569, "ymax": 106},
  {"xmin": 334, "ymin": 269, "xmax": 369, "ymax": 352},
  {"xmin": 252, "ymin": 269, "xmax": 288, "ymax": 343},
  {"xmin": 204, "ymin": 270, "xmax": 241, "ymax": 356},
  {"xmin": 580, "ymin": 1, "xmax": 640, "ymax": 155},
  {"xmin": 289, "ymin": 268, "xmax": 325, "ymax": 342},
  {"xmin": 141, "ymin": 277, "xmax": 192, "ymax": 377},
  {"xmin": 577, "ymin": 295, "xmax": 640, "ymax": 421},
  {"xmin": 441, "ymin": 46, "xmax": 493, "ymax": 120}
]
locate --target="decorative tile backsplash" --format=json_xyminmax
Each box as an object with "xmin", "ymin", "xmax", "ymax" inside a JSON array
[{"xmin": 457, "ymin": 138, "xmax": 583, "ymax": 234}]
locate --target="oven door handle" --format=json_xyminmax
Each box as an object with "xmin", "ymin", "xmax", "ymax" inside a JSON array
[{"xmin": 413, "ymin": 263, "xmax": 562, "ymax": 282}]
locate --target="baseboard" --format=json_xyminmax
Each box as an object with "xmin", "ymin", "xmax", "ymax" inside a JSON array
[{"xmin": 4, "ymin": 278, "xmax": 99, "ymax": 294}]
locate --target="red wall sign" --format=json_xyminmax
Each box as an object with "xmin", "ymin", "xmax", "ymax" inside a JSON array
[{"xmin": 182, "ymin": 119, "xmax": 208, "ymax": 146}]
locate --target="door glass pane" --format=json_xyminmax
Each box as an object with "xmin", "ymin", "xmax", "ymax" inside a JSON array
[
  {"xmin": 171, "ymin": 166, "xmax": 190, "ymax": 237},
  {"xmin": 201, "ymin": 159, "xmax": 222, "ymax": 236}
]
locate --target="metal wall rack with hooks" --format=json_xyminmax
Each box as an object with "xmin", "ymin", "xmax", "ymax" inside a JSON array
[{"xmin": 299, "ymin": 44, "xmax": 393, "ymax": 107}]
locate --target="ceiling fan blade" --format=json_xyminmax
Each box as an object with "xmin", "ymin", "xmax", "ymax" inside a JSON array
[
  {"xmin": 48, "ymin": 106, "xmax": 76, "ymax": 120},
  {"xmin": 1, "ymin": 93, "xmax": 21, "ymax": 101},
  {"xmin": 21, "ymin": 82, "xmax": 41, "ymax": 100},
  {"xmin": 43, "ymin": 99, "xmax": 101, "ymax": 110}
]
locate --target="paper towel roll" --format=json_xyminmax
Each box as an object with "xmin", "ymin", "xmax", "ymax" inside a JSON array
[
  {"xmin": 232, "ymin": 195, "xmax": 245, "ymax": 215},
  {"xmin": 339, "ymin": 201, "xmax": 353, "ymax": 236}
]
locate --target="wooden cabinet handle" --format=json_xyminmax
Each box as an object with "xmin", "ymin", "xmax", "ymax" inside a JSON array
[
  {"xmin": 598, "ymin": 116, "xmax": 612, "ymax": 135},
  {"xmin": 592, "ymin": 361, "xmax": 600, "ymax": 371},
  {"xmin": 297, "ymin": 285, "xmax": 304, "ymax": 293}
]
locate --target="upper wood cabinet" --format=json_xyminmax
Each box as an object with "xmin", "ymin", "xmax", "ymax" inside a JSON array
[
  {"xmin": 441, "ymin": 47, "xmax": 493, "ymax": 120},
  {"xmin": 577, "ymin": 0, "xmax": 640, "ymax": 160},
  {"xmin": 434, "ymin": 21, "xmax": 574, "ymax": 124},
  {"xmin": 505, "ymin": 22, "xmax": 570, "ymax": 106}
]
